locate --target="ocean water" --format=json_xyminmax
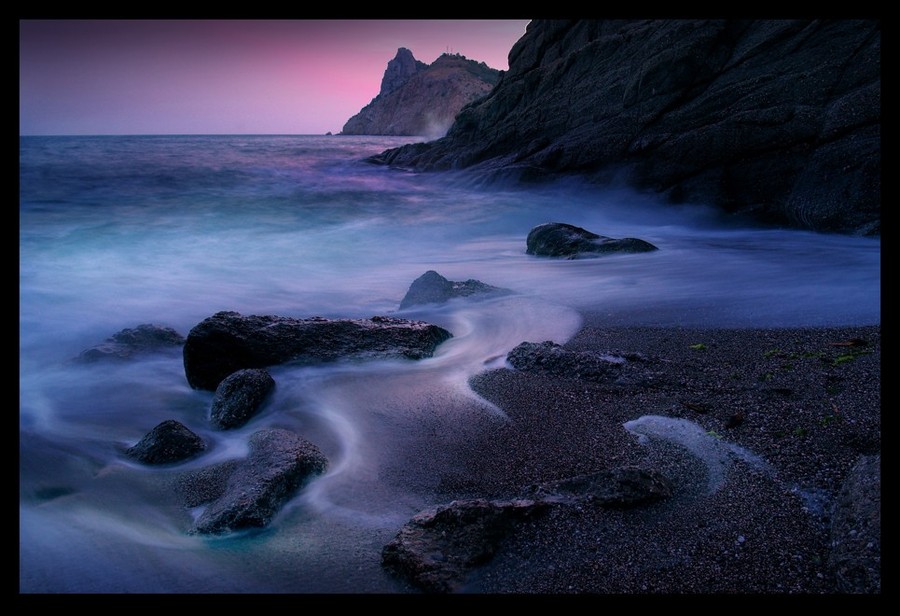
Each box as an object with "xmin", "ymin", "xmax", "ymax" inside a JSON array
[{"xmin": 19, "ymin": 135, "xmax": 880, "ymax": 593}]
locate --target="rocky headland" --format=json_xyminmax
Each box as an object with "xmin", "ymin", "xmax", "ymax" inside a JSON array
[
  {"xmin": 370, "ymin": 20, "xmax": 880, "ymax": 235},
  {"xmin": 341, "ymin": 48, "xmax": 501, "ymax": 138}
]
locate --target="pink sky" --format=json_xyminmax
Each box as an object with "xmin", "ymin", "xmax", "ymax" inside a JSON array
[{"xmin": 19, "ymin": 19, "xmax": 531, "ymax": 136}]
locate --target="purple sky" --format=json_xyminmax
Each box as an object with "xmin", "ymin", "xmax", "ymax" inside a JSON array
[{"xmin": 19, "ymin": 19, "xmax": 531, "ymax": 136}]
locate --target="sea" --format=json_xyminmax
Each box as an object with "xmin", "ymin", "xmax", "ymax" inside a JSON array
[{"xmin": 19, "ymin": 134, "xmax": 880, "ymax": 593}]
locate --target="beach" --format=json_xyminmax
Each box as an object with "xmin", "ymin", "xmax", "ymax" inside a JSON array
[{"xmin": 413, "ymin": 321, "xmax": 883, "ymax": 593}]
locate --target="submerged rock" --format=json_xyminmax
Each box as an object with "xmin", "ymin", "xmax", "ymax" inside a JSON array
[
  {"xmin": 399, "ymin": 270, "xmax": 512, "ymax": 309},
  {"xmin": 209, "ymin": 368, "xmax": 275, "ymax": 430},
  {"xmin": 526, "ymin": 222, "xmax": 658, "ymax": 258},
  {"xmin": 183, "ymin": 311, "xmax": 453, "ymax": 390},
  {"xmin": 125, "ymin": 419, "xmax": 206, "ymax": 465},
  {"xmin": 190, "ymin": 428, "xmax": 328, "ymax": 535},
  {"xmin": 76, "ymin": 324, "xmax": 185, "ymax": 362}
]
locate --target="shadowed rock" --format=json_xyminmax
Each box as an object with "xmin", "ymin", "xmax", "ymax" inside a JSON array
[
  {"xmin": 190, "ymin": 428, "xmax": 328, "ymax": 535},
  {"xmin": 125, "ymin": 420, "xmax": 205, "ymax": 465},
  {"xmin": 183, "ymin": 311, "xmax": 453, "ymax": 390},
  {"xmin": 526, "ymin": 222, "xmax": 658, "ymax": 258},
  {"xmin": 382, "ymin": 499, "xmax": 549, "ymax": 593},
  {"xmin": 399, "ymin": 270, "xmax": 512, "ymax": 309},
  {"xmin": 371, "ymin": 20, "xmax": 880, "ymax": 235},
  {"xmin": 209, "ymin": 368, "xmax": 275, "ymax": 430},
  {"xmin": 76, "ymin": 324, "xmax": 185, "ymax": 362},
  {"xmin": 829, "ymin": 454, "xmax": 881, "ymax": 593},
  {"xmin": 507, "ymin": 340, "xmax": 642, "ymax": 382},
  {"xmin": 383, "ymin": 466, "xmax": 672, "ymax": 592}
]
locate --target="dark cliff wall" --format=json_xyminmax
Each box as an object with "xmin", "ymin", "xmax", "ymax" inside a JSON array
[
  {"xmin": 342, "ymin": 50, "xmax": 501, "ymax": 139},
  {"xmin": 372, "ymin": 20, "xmax": 880, "ymax": 235}
]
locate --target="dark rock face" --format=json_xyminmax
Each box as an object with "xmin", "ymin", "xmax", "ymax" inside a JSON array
[
  {"xmin": 399, "ymin": 270, "xmax": 512, "ymax": 309},
  {"xmin": 382, "ymin": 499, "xmax": 549, "ymax": 593},
  {"xmin": 76, "ymin": 324, "xmax": 185, "ymax": 362},
  {"xmin": 209, "ymin": 368, "xmax": 276, "ymax": 430},
  {"xmin": 342, "ymin": 50, "xmax": 501, "ymax": 138},
  {"xmin": 526, "ymin": 222, "xmax": 658, "ymax": 258},
  {"xmin": 125, "ymin": 420, "xmax": 205, "ymax": 465},
  {"xmin": 190, "ymin": 428, "xmax": 328, "ymax": 535},
  {"xmin": 829, "ymin": 454, "xmax": 881, "ymax": 593},
  {"xmin": 379, "ymin": 47, "xmax": 428, "ymax": 97},
  {"xmin": 383, "ymin": 466, "xmax": 671, "ymax": 592},
  {"xmin": 371, "ymin": 20, "xmax": 880, "ymax": 235},
  {"xmin": 183, "ymin": 311, "xmax": 453, "ymax": 391}
]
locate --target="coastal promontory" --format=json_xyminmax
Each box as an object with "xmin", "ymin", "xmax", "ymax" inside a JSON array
[{"xmin": 371, "ymin": 20, "xmax": 880, "ymax": 235}]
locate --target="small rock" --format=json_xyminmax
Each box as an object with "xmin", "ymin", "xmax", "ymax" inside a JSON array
[{"xmin": 125, "ymin": 419, "xmax": 205, "ymax": 465}]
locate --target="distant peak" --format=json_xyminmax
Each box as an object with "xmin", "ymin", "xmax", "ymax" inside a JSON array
[{"xmin": 380, "ymin": 48, "xmax": 428, "ymax": 97}]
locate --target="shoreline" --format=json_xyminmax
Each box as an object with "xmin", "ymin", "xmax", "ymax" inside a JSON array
[{"xmin": 430, "ymin": 321, "xmax": 881, "ymax": 593}]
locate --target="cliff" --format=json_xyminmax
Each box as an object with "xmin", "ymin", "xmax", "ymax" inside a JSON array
[
  {"xmin": 371, "ymin": 20, "xmax": 880, "ymax": 235},
  {"xmin": 341, "ymin": 49, "xmax": 501, "ymax": 139}
]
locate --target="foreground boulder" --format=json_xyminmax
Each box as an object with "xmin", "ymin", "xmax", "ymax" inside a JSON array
[
  {"xmin": 189, "ymin": 428, "xmax": 328, "ymax": 535},
  {"xmin": 526, "ymin": 222, "xmax": 657, "ymax": 258},
  {"xmin": 125, "ymin": 420, "xmax": 205, "ymax": 465},
  {"xmin": 829, "ymin": 454, "xmax": 881, "ymax": 593},
  {"xmin": 76, "ymin": 324, "xmax": 185, "ymax": 362},
  {"xmin": 209, "ymin": 368, "xmax": 276, "ymax": 430},
  {"xmin": 399, "ymin": 270, "xmax": 512, "ymax": 309},
  {"xmin": 382, "ymin": 499, "xmax": 549, "ymax": 593},
  {"xmin": 183, "ymin": 311, "xmax": 453, "ymax": 390},
  {"xmin": 383, "ymin": 466, "xmax": 671, "ymax": 592},
  {"xmin": 371, "ymin": 20, "xmax": 879, "ymax": 235}
]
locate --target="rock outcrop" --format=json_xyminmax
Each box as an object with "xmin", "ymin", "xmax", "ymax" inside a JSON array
[
  {"xmin": 125, "ymin": 420, "xmax": 206, "ymax": 465},
  {"xmin": 382, "ymin": 467, "xmax": 671, "ymax": 592},
  {"xmin": 183, "ymin": 311, "xmax": 453, "ymax": 391},
  {"xmin": 209, "ymin": 368, "xmax": 276, "ymax": 430},
  {"xmin": 342, "ymin": 49, "xmax": 501, "ymax": 138},
  {"xmin": 526, "ymin": 222, "xmax": 658, "ymax": 258},
  {"xmin": 399, "ymin": 270, "xmax": 512, "ymax": 309},
  {"xmin": 76, "ymin": 324, "xmax": 184, "ymax": 362},
  {"xmin": 188, "ymin": 428, "xmax": 328, "ymax": 535},
  {"xmin": 370, "ymin": 20, "xmax": 880, "ymax": 235}
]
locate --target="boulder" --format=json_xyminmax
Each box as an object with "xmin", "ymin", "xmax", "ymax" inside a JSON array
[
  {"xmin": 507, "ymin": 340, "xmax": 634, "ymax": 382},
  {"xmin": 125, "ymin": 419, "xmax": 205, "ymax": 465},
  {"xmin": 76, "ymin": 324, "xmax": 185, "ymax": 362},
  {"xmin": 399, "ymin": 270, "xmax": 512, "ymax": 309},
  {"xmin": 382, "ymin": 498, "xmax": 549, "ymax": 593},
  {"xmin": 209, "ymin": 368, "xmax": 276, "ymax": 430},
  {"xmin": 829, "ymin": 454, "xmax": 881, "ymax": 593},
  {"xmin": 190, "ymin": 428, "xmax": 328, "ymax": 535},
  {"xmin": 383, "ymin": 466, "xmax": 671, "ymax": 592},
  {"xmin": 183, "ymin": 311, "xmax": 453, "ymax": 390},
  {"xmin": 525, "ymin": 222, "xmax": 657, "ymax": 258}
]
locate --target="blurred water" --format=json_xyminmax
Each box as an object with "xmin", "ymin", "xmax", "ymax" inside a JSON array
[{"xmin": 19, "ymin": 135, "xmax": 880, "ymax": 592}]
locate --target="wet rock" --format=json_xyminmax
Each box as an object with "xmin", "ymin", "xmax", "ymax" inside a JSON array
[
  {"xmin": 507, "ymin": 340, "xmax": 628, "ymax": 381},
  {"xmin": 526, "ymin": 466, "xmax": 673, "ymax": 507},
  {"xmin": 183, "ymin": 311, "xmax": 453, "ymax": 390},
  {"xmin": 173, "ymin": 460, "xmax": 241, "ymax": 508},
  {"xmin": 399, "ymin": 270, "xmax": 512, "ymax": 309},
  {"xmin": 209, "ymin": 368, "xmax": 275, "ymax": 430},
  {"xmin": 125, "ymin": 419, "xmax": 205, "ymax": 465},
  {"xmin": 383, "ymin": 466, "xmax": 672, "ymax": 592},
  {"xmin": 382, "ymin": 498, "xmax": 549, "ymax": 593},
  {"xmin": 829, "ymin": 454, "xmax": 881, "ymax": 593},
  {"xmin": 525, "ymin": 222, "xmax": 658, "ymax": 258},
  {"xmin": 190, "ymin": 428, "xmax": 328, "ymax": 535},
  {"xmin": 76, "ymin": 324, "xmax": 185, "ymax": 362}
]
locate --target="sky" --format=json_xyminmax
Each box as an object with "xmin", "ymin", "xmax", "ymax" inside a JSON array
[{"xmin": 19, "ymin": 19, "xmax": 531, "ymax": 136}]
